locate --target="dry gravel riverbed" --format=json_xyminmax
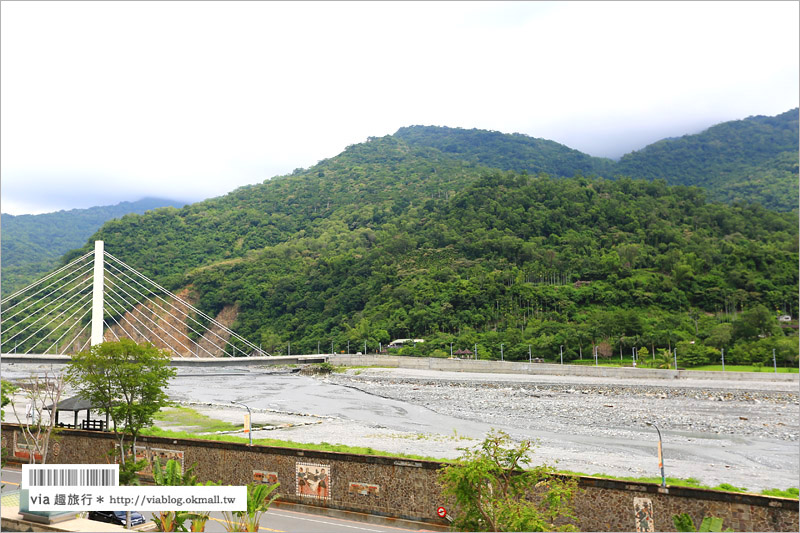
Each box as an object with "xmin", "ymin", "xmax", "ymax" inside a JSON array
[
  {"xmin": 314, "ymin": 368, "xmax": 800, "ymax": 492},
  {"xmin": 4, "ymin": 362, "xmax": 798, "ymax": 493},
  {"xmin": 170, "ymin": 366, "xmax": 798, "ymax": 493}
]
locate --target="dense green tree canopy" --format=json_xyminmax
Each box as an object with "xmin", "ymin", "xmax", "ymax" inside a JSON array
[{"xmin": 397, "ymin": 109, "xmax": 799, "ymax": 211}]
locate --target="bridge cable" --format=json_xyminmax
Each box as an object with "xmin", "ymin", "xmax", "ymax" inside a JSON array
[
  {"xmin": 104, "ymin": 252, "xmax": 252, "ymax": 356},
  {"xmin": 1, "ymin": 251, "xmax": 93, "ymax": 305},
  {"xmin": 104, "ymin": 286, "xmax": 194, "ymax": 358},
  {"xmin": 61, "ymin": 320, "xmax": 92, "ymax": 357},
  {"xmin": 1, "ymin": 262, "xmax": 93, "ymax": 324},
  {"xmin": 103, "ymin": 265, "xmax": 219, "ymax": 357},
  {"xmin": 103, "ymin": 261, "xmax": 227, "ymax": 356},
  {"xmin": 8, "ymin": 279, "xmax": 94, "ymax": 349},
  {"xmin": 103, "ymin": 320, "xmax": 121, "ymax": 342},
  {"xmin": 42, "ymin": 302, "xmax": 93, "ymax": 355},
  {"xmin": 104, "ymin": 252, "xmax": 264, "ymax": 356},
  {"xmin": 102, "ymin": 290, "xmax": 158, "ymax": 352},
  {"xmin": 104, "ymin": 279, "xmax": 202, "ymax": 358},
  {"xmin": 2, "ymin": 274, "xmax": 92, "ymax": 340}
]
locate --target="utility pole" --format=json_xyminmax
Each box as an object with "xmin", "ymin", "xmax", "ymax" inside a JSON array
[
  {"xmin": 721, "ymin": 348, "xmax": 725, "ymax": 372},
  {"xmin": 364, "ymin": 340, "xmax": 367, "ymax": 355},
  {"xmin": 528, "ymin": 345, "xmax": 531, "ymax": 363},
  {"xmin": 560, "ymin": 345, "xmax": 563, "ymax": 365},
  {"xmin": 674, "ymin": 348, "xmax": 678, "ymax": 371},
  {"xmin": 500, "ymin": 344, "xmax": 504, "ymax": 361},
  {"xmin": 773, "ymin": 348, "xmax": 777, "ymax": 374}
]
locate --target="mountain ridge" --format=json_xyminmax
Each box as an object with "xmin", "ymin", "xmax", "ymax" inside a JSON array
[
  {"xmin": 40, "ymin": 131, "xmax": 796, "ymax": 368},
  {"xmin": 394, "ymin": 109, "xmax": 799, "ymax": 211},
  {"xmin": 1, "ymin": 197, "xmax": 186, "ymax": 296}
]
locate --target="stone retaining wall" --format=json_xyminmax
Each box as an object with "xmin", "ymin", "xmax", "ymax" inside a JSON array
[{"xmin": 2, "ymin": 425, "xmax": 797, "ymax": 531}]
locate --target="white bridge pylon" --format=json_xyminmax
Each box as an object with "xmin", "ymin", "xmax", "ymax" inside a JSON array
[{"xmin": 1, "ymin": 241, "xmax": 268, "ymax": 358}]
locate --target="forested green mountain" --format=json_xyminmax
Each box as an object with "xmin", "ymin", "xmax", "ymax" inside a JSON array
[
  {"xmin": 396, "ymin": 109, "xmax": 799, "ymax": 211},
  {"xmin": 57, "ymin": 134, "xmax": 798, "ymax": 367},
  {"xmin": 394, "ymin": 126, "xmax": 616, "ymax": 178},
  {"xmin": 615, "ymin": 109, "xmax": 799, "ymax": 210},
  {"xmin": 1, "ymin": 198, "xmax": 185, "ymax": 296}
]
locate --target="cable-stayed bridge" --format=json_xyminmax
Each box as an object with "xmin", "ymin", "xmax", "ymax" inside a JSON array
[{"xmin": 1, "ymin": 241, "xmax": 279, "ymax": 360}]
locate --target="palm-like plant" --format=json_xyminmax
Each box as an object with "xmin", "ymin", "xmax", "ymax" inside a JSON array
[
  {"xmin": 186, "ymin": 512, "xmax": 210, "ymax": 532},
  {"xmin": 222, "ymin": 483, "xmax": 280, "ymax": 532},
  {"xmin": 653, "ymin": 348, "xmax": 674, "ymax": 369},
  {"xmin": 150, "ymin": 458, "xmax": 206, "ymax": 532},
  {"xmin": 152, "ymin": 457, "xmax": 198, "ymax": 486},
  {"xmin": 152, "ymin": 510, "xmax": 189, "ymax": 532}
]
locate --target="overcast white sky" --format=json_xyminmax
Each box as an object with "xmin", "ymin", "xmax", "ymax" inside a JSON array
[{"xmin": 2, "ymin": 1, "xmax": 798, "ymax": 215}]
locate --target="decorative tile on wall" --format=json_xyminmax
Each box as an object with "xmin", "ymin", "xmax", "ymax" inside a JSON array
[
  {"xmin": 296, "ymin": 462, "xmax": 330, "ymax": 500},
  {"xmin": 349, "ymin": 482, "xmax": 380, "ymax": 497}
]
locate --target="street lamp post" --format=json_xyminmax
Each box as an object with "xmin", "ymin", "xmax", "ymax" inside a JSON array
[
  {"xmin": 231, "ymin": 401, "xmax": 253, "ymax": 446},
  {"xmin": 646, "ymin": 422, "xmax": 666, "ymax": 488}
]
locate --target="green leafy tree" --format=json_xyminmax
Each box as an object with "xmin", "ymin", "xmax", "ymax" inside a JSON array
[
  {"xmin": 733, "ymin": 305, "xmax": 777, "ymax": 341},
  {"xmin": 637, "ymin": 346, "xmax": 650, "ymax": 366},
  {"xmin": 675, "ymin": 341, "xmax": 718, "ymax": 367},
  {"xmin": 67, "ymin": 340, "xmax": 176, "ymax": 484},
  {"xmin": 1, "ymin": 380, "xmax": 19, "ymax": 467},
  {"xmin": 705, "ymin": 323, "xmax": 732, "ymax": 349},
  {"xmin": 438, "ymin": 430, "xmax": 577, "ymax": 532},
  {"xmin": 1, "ymin": 380, "xmax": 17, "ymax": 422}
]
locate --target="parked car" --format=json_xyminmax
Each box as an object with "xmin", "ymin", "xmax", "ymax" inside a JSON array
[{"xmin": 88, "ymin": 510, "xmax": 146, "ymax": 527}]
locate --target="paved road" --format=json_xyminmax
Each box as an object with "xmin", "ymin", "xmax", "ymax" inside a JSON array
[{"xmin": 1, "ymin": 467, "xmax": 432, "ymax": 532}]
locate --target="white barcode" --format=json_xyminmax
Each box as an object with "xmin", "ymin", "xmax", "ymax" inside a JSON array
[{"xmin": 24, "ymin": 466, "xmax": 118, "ymax": 487}]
